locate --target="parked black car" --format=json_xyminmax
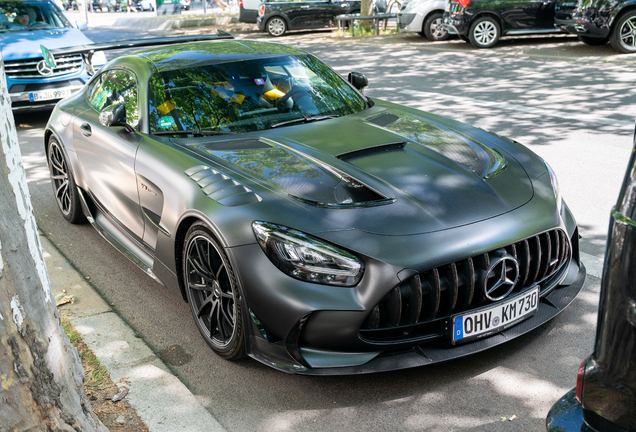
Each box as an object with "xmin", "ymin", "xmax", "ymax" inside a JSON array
[
  {"xmin": 546, "ymin": 127, "xmax": 636, "ymax": 431},
  {"xmin": 443, "ymin": 0, "xmax": 564, "ymax": 48},
  {"xmin": 257, "ymin": 0, "xmax": 362, "ymax": 36},
  {"xmin": 554, "ymin": 0, "xmax": 636, "ymax": 53}
]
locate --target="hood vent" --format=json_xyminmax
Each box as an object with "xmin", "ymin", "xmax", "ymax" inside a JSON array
[
  {"xmin": 337, "ymin": 143, "xmax": 406, "ymax": 162},
  {"xmin": 367, "ymin": 113, "xmax": 400, "ymax": 127}
]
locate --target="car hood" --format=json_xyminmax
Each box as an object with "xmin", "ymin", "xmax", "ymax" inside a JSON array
[
  {"xmin": 177, "ymin": 107, "xmax": 536, "ymax": 235},
  {"xmin": 0, "ymin": 28, "xmax": 93, "ymax": 61}
]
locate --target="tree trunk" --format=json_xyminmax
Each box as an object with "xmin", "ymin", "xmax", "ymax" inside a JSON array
[
  {"xmin": 0, "ymin": 52, "xmax": 107, "ymax": 431},
  {"xmin": 360, "ymin": 0, "xmax": 373, "ymax": 31}
]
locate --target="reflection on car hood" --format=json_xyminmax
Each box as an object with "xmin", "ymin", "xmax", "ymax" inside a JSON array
[
  {"xmin": 177, "ymin": 108, "xmax": 535, "ymax": 235},
  {"xmin": 0, "ymin": 28, "xmax": 93, "ymax": 61}
]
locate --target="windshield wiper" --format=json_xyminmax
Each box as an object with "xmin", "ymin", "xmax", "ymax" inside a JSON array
[
  {"xmin": 153, "ymin": 129, "xmax": 237, "ymax": 137},
  {"xmin": 270, "ymin": 115, "xmax": 339, "ymax": 129}
]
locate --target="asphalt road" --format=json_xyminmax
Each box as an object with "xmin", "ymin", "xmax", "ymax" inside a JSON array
[{"xmin": 15, "ymin": 30, "xmax": 636, "ymax": 431}]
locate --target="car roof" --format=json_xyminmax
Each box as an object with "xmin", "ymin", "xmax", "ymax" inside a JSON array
[{"xmin": 134, "ymin": 40, "xmax": 307, "ymax": 73}]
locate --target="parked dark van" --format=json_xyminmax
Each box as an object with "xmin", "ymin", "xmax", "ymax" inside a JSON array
[
  {"xmin": 554, "ymin": 0, "xmax": 636, "ymax": 53},
  {"xmin": 443, "ymin": 0, "xmax": 563, "ymax": 48},
  {"xmin": 546, "ymin": 126, "xmax": 636, "ymax": 432}
]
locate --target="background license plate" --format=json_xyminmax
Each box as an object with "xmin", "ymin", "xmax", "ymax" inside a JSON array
[
  {"xmin": 452, "ymin": 287, "xmax": 539, "ymax": 344},
  {"xmin": 29, "ymin": 89, "xmax": 73, "ymax": 102}
]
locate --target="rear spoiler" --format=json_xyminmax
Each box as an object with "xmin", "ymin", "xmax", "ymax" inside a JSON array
[{"xmin": 40, "ymin": 31, "xmax": 234, "ymax": 75}]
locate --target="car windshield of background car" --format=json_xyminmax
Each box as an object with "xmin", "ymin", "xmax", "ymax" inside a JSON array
[
  {"xmin": 148, "ymin": 54, "xmax": 366, "ymax": 135},
  {"xmin": 0, "ymin": 0, "xmax": 71, "ymax": 32}
]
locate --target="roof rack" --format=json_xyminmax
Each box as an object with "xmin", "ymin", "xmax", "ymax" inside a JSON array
[{"xmin": 41, "ymin": 31, "xmax": 234, "ymax": 74}]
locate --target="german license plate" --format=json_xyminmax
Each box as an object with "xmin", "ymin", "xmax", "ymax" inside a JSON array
[
  {"xmin": 29, "ymin": 88, "xmax": 73, "ymax": 102},
  {"xmin": 452, "ymin": 286, "xmax": 539, "ymax": 345}
]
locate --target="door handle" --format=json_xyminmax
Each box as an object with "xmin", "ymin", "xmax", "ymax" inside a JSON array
[
  {"xmin": 80, "ymin": 123, "xmax": 92, "ymax": 137},
  {"xmin": 301, "ymin": 5, "xmax": 310, "ymax": 8}
]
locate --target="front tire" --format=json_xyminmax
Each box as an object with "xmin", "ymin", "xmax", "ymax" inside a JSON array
[
  {"xmin": 423, "ymin": 13, "xmax": 449, "ymax": 41},
  {"xmin": 577, "ymin": 35, "xmax": 608, "ymax": 46},
  {"xmin": 610, "ymin": 11, "xmax": 636, "ymax": 53},
  {"xmin": 183, "ymin": 223, "xmax": 245, "ymax": 360},
  {"xmin": 469, "ymin": 16, "xmax": 500, "ymax": 48},
  {"xmin": 47, "ymin": 138, "xmax": 86, "ymax": 224},
  {"xmin": 266, "ymin": 16, "xmax": 287, "ymax": 36}
]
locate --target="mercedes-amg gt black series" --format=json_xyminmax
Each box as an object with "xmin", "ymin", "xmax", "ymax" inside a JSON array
[{"xmin": 44, "ymin": 35, "xmax": 585, "ymax": 375}]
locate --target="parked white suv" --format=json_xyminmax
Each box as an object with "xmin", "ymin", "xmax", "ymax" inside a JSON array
[{"xmin": 397, "ymin": 0, "xmax": 447, "ymax": 40}]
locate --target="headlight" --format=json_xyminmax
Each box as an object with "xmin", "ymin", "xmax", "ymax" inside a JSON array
[
  {"xmin": 545, "ymin": 161, "xmax": 562, "ymax": 211},
  {"xmin": 91, "ymin": 51, "xmax": 108, "ymax": 70},
  {"xmin": 253, "ymin": 221, "xmax": 364, "ymax": 287}
]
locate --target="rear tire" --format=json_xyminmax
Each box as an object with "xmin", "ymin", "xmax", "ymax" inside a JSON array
[
  {"xmin": 610, "ymin": 11, "xmax": 636, "ymax": 53},
  {"xmin": 423, "ymin": 12, "xmax": 449, "ymax": 41},
  {"xmin": 577, "ymin": 35, "xmax": 608, "ymax": 46},
  {"xmin": 469, "ymin": 16, "xmax": 500, "ymax": 48}
]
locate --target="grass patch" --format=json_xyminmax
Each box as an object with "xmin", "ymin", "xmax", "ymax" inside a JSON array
[
  {"xmin": 333, "ymin": 23, "xmax": 398, "ymax": 37},
  {"xmin": 61, "ymin": 318, "xmax": 109, "ymax": 390}
]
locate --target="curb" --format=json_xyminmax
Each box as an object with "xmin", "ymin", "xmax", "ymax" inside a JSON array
[
  {"xmin": 42, "ymin": 234, "xmax": 226, "ymax": 432},
  {"xmin": 111, "ymin": 15, "xmax": 238, "ymax": 31}
]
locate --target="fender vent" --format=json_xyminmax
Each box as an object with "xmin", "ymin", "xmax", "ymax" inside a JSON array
[{"xmin": 185, "ymin": 165, "xmax": 262, "ymax": 206}]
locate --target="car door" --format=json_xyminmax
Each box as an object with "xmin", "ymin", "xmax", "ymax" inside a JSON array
[
  {"xmin": 498, "ymin": 0, "xmax": 545, "ymax": 30},
  {"xmin": 284, "ymin": 0, "xmax": 326, "ymax": 28},
  {"xmin": 74, "ymin": 68, "xmax": 145, "ymax": 240}
]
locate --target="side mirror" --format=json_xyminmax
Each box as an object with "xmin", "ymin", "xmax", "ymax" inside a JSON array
[
  {"xmin": 99, "ymin": 103, "xmax": 134, "ymax": 132},
  {"xmin": 75, "ymin": 20, "xmax": 88, "ymax": 30},
  {"xmin": 348, "ymin": 72, "xmax": 368, "ymax": 91}
]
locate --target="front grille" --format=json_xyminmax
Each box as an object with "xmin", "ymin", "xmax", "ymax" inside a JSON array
[
  {"xmin": 360, "ymin": 229, "xmax": 570, "ymax": 342},
  {"xmin": 9, "ymin": 79, "xmax": 85, "ymax": 93},
  {"xmin": 4, "ymin": 54, "xmax": 84, "ymax": 79}
]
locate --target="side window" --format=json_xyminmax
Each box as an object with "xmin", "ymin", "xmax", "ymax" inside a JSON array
[{"xmin": 88, "ymin": 69, "xmax": 139, "ymax": 127}]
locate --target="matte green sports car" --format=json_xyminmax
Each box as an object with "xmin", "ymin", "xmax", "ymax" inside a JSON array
[{"xmin": 44, "ymin": 34, "xmax": 585, "ymax": 374}]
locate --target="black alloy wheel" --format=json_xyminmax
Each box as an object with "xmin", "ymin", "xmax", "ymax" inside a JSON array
[
  {"xmin": 577, "ymin": 35, "xmax": 608, "ymax": 46},
  {"xmin": 610, "ymin": 11, "xmax": 636, "ymax": 53},
  {"xmin": 423, "ymin": 13, "xmax": 449, "ymax": 41},
  {"xmin": 183, "ymin": 223, "xmax": 245, "ymax": 359},
  {"xmin": 469, "ymin": 16, "xmax": 500, "ymax": 48},
  {"xmin": 267, "ymin": 16, "xmax": 287, "ymax": 36},
  {"xmin": 47, "ymin": 138, "xmax": 85, "ymax": 224}
]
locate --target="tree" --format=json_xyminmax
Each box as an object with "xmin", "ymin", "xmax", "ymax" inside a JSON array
[
  {"xmin": 0, "ymin": 51, "xmax": 107, "ymax": 431},
  {"xmin": 360, "ymin": 0, "xmax": 374, "ymax": 31}
]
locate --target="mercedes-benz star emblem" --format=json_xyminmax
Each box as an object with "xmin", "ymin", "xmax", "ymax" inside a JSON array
[
  {"xmin": 484, "ymin": 254, "xmax": 519, "ymax": 301},
  {"xmin": 37, "ymin": 60, "xmax": 54, "ymax": 76}
]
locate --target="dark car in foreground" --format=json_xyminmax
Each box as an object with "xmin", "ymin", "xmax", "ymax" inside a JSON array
[
  {"xmin": 0, "ymin": 0, "xmax": 106, "ymax": 111},
  {"xmin": 546, "ymin": 126, "xmax": 636, "ymax": 432},
  {"xmin": 43, "ymin": 35, "xmax": 585, "ymax": 375},
  {"xmin": 554, "ymin": 0, "xmax": 636, "ymax": 53},
  {"xmin": 256, "ymin": 0, "xmax": 362, "ymax": 36},
  {"xmin": 443, "ymin": 0, "xmax": 564, "ymax": 48}
]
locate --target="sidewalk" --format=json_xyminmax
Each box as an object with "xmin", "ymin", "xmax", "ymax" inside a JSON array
[{"xmin": 42, "ymin": 234, "xmax": 226, "ymax": 432}]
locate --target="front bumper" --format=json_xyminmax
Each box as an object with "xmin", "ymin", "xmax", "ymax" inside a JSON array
[
  {"xmin": 257, "ymin": 15, "xmax": 266, "ymax": 31},
  {"xmin": 397, "ymin": 12, "xmax": 423, "ymax": 32},
  {"xmin": 9, "ymin": 81, "xmax": 85, "ymax": 111},
  {"xmin": 231, "ymin": 192, "xmax": 586, "ymax": 374}
]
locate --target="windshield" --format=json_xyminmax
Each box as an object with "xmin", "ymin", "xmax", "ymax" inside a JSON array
[
  {"xmin": 148, "ymin": 54, "xmax": 366, "ymax": 135},
  {"xmin": 0, "ymin": 0, "xmax": 71, "ymax": 32}
]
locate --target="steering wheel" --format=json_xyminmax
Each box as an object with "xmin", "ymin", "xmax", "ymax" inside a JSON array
[{"xmin": 276, "ymin": 85, "xmax": 309, "ymax": 107}]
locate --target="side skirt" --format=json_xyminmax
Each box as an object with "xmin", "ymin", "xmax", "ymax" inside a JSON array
[{"xmin": 77, "ymin": 187, "xmax": 162, "ymax": 284}]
